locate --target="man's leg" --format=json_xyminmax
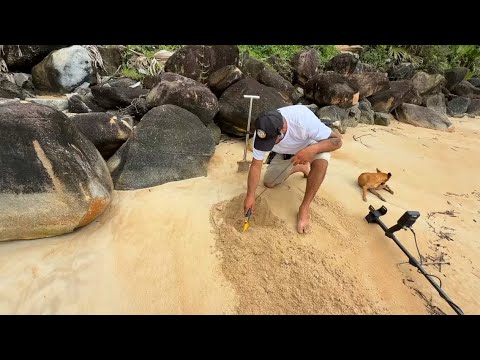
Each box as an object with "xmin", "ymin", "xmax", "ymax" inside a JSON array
[
  {"xmin": 264, "ymin": 155, "xmax": 311, "ymax": 188},
  {"xmin": 297, "ymin": 153, "xmax": 330, "ymax": 234}
]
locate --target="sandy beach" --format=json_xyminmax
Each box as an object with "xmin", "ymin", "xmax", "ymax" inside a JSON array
[{"xmin": 0, "ymin": 116, "xmax": 478, "ymax": 315}]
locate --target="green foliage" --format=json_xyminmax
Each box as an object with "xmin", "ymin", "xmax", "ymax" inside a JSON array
[
  {"xmin": 359, "ymin": 45, "xmax": 390, "ymax": 70},
  {"xmin": 359, "ymin": 45, "xmax": 480, "ymax": 76},
  {"xmin": 238, "ymin": 45, "xmax": 339, "ymax": 63},
  {"xmin": 120, "ymin": 67, "xmax": 143, "ymax": 80}
]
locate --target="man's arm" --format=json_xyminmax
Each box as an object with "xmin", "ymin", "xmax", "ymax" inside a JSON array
[
  {"xmin": 310, "ymin": 128, "xmax": 343, "ymax": 152},
  {"xmin": 244, "ymin": 158, "xmax": 263, "ymax": 213},
  {"xmin": 292, "ymin": 128, "xmax": 343, "ymax": 165}
]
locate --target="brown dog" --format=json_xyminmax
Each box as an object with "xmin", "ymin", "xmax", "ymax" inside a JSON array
[{"xmin": 358, "ymin": 168, "xmax": 394, "ymax": 202}]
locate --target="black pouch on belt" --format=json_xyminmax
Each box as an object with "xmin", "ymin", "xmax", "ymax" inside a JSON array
[{"xmin": 266, "ymin": 152, "xmax": 294, "ymax": 164}]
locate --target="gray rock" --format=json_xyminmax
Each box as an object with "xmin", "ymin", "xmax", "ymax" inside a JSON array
[
  {"xmin": 444, "ymin": 67, "xmax": 468, "ymax": 90},
  {"xmin": 0, "ymin": 79, "xmax": 32, "ymax": 99},
  {"xmin": 2, "ymin": 45, "xmax": 65, "ymax": 72},
  {"xmin": 0, "ymin": 102, "xmax": 113, "ymax": 241},
  {"xmin": 466, "ymin": 99, "xmax": 480, "ymax": 116},
  {"xmin": 305, "ymin": 71, "xmax": 359, "ymax": 108},
  {"xmin": 165, "ymin": 45, "xmax": 239, "ymax": 84},
  {"xmin": 468, "ymin": 77, "xmax": 480, "ymax": 88},
  {"xmin": 96, "ymin": 45, "xmax": 125, "ymax": 75},
  {"xmin": 325, "ymin": 53, "xmax": 359, "ymax": 75},
  {"xmin": 258, "ymin": 66, "xmax": 299, "ymax": 103},
  {"xmin": 349, "ymin": 72, "xmax": 389, "ymax": 99},
  {"xmin": 368, "ymin": 80, "xmax": 414, "ymax": 113},
  {"xmin": 90, "ymin": 84, "xmax": 148, "ymax": 109},
  {"xmin": 374, "ymin": 112, "xmax": 394, "ymax": 126},
  {"xmin": 291, "ymin": 49, "xmax": 319, "ymax": 86},
  {"xmin": 215, "ymin": 76, "xmax": 291, "ymax": 136},
  {"xmin": 25, "ymin": 96, "xmax": 68, "ymax": 111},
  {"xmin": 107, "ymin": 105, "xmax": 216, "ymax": 190},
  {"xmin": 238, "ymin": 52, "xmax": 265, "ymax": 81},
  {"xmin": 207, "ymin": 122, "xmax": 222, "ymax": 145},
  {"xmin": 425, "ymin": 93, "xmax": 447, "ymax": 115},
  {"xmin": 447, "ymin": 96, "xmax": 471, "ymax": 116},
  {"xmin": 358, "ymin": 99, "xmax": 375, "ymax": 124},
  {"xmin": 394, "ymin": 103, "xmax": 454, "ymax": 131},
  {"xmin": 207, "ymin": 65, "xmax": 243, "ymax": 97},
  {"xmin": 451, "ymin": 80, "xmax": 480, "ymax": 98},
  {"xmin": 70, "ymin": 112, "xmax": 133, "ymax": 158},
  {"xmin": 32, "ymin": 46, "xmax": 95, "ymax": 94},
  {"xmin": 146, "ymin": 72, "xmax": 219, "ymax": 125},
  {"xmin": 411, "ymin": 71, "xmax": 446, "ymax": 95}
]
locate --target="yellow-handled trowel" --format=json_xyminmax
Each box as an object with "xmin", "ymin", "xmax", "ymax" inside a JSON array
[{"xmin": 243, "ymin": 208, "xmax": 252, "ymax": 232}]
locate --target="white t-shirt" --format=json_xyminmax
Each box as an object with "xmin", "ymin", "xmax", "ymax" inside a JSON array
[{"xmin": 252, "ymin": 104, "xmax": 332, "ymax": 161}]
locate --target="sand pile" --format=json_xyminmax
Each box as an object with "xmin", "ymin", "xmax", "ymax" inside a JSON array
[{"xmin": 211, "ymin": 194, "xmax": 387, "ymax": 314}]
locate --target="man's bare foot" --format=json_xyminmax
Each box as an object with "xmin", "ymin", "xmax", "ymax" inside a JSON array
[
  {"xmin": 297, "ymin": 206, "xmax": 312, "ymax": 234},
  {"xmin": 302, "ymin": 164, "xmax": 311, "ymax": 178}
]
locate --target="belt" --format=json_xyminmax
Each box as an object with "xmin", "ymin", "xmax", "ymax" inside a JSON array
[{"xmin": 266, "ymin": 151, "xmax": 294, "ymax": 164}]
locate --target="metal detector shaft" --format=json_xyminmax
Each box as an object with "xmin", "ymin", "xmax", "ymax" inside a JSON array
[
  {"xmin": 368, "ymin": 206, "xmax": 464, "ymax": 315},
  {"xmin": 243, "ymin": 95, "xmax": 259, "ymax": 161}
]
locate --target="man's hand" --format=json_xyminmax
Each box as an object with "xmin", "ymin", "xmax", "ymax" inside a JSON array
[
  {"xmin": 291, "ymin": 147, "xmax": 316, "ymax": 166},
  {"xmin": 244, "ymin": 194, "xmax": 255, "ymax": 215}
]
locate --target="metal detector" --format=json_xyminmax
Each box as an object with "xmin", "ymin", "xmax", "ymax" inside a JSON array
[{"xmin": 365, "ymin": 205, "xmax": 464, "ymax": 315}]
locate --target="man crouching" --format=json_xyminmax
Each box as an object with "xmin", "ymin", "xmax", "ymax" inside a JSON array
[{"xmin": 243, "ymin": 104, "xmax": 343, "ymax": 234}]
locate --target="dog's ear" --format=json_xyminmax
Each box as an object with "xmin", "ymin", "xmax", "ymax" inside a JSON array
[
  {"xmin": 376, "ymin": 168, "xmax": 381, "ymax": 173},
  {"xmin": 387, "ymin": 172, "xmax": 392, "ymax": 178}
]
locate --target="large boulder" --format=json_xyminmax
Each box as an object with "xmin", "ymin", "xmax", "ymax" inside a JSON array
[
  {"xmin": 467, "ymin": 99, "xmax": 480, "ymax": 115},
  {"xmin": 207, "ymin": 65, "xmax": 243, "ymax": 97},
  {"xmin": 215, "ymin": 76, "xmax": 291, "ymax": 136},
  {"xmin": 325, "ymin": 53, "xmax": 359, "ymax": 75},
  {"xmin": 358, "ymin": 99, "xmax": 375, "ymax": 124},
  {"xmin": 411, "ymin": 71, "xmax": 446, "ymax": 95},
  {"xmin": 107, "ymin": 105, "xmax": 215, "ymax": 190},
  {"xmin": 425, "ymin": 93, "xmax": 447, "ymax": 115},
  {"xmin": 238, "ymin": 52, "xmax": 265, "ymax": 80},
  {"xmin": 96, "ymin": 45, "xmax": 125, "ymax": 75},
  {"xmin": 354, "ymin": 62, "xmax": 379, "ymax": 73},
  {"xmin": 291, "ymin": 49, "xmax": 319, "ymax": 87},
  {"xmin": 304, "ymin": 72, "xmax": 360, "ymax": 109},
  {"xmin": 1, "ymin": 45, "xmax": 65, "ymax": 72},
  {"xmin": 0, "ymin": 102, "xmax": 113, "ymax": 242},
  {"xmin": 146, "ymin": 72, "xmax": 219, "ymax": 125},
  {"xmin": 368, "ymin": 80, "xmax": 414, "ymax": 113},
  {"xmin": 394, "ymin": 103, "xmax": 454, "ymax": 131},
  {"xmin": 0, "ymin": 79, "xmax": 33, "ymax": 99},
  {"xmin": 374, "ymin": 112, "xmax": 394, "ymax": 126},
  {"xmin": 266, "ymin": 55, "xmax": 293, "ymax": 83},
  {"xmin": 164, "ymin": 45, "xmax": 239, "ymax": 84},
  {"xmin": 67, "ymin": 87, "xmax": 107, "ymax": 113},
  {"xmin": 450, "ymin": 80, "xmax": 480, "ymax": 98},
  {"xmin": 349, "ymin": 72, "xmax": 389, "ymax": 99},
  {"xmin": 70, "ymin": 113, "xmax": 134, "ymax": 159},
  {"xmin": 32, "ymin": 46, "xmax": 95, "ymax": 94},
  {"xmin": 468, "ymin": 77, "xmax": 480, "ymax": 88},
  {"xmin": 447, "ymin": 96, "xmax": 471, "ymax": 117},
  {"xmin": 444, "ymin": 67, "xmax": 468, "ymax": 90},
  {"xmin": 387, "ymin": 63, "xmax": 415, "ymax": 80},
  {"xmin": 90, "ymin": 84, "xmax": 148, "ymax": 109},
  {"xmin": 258, "ymin": 67, "xmax": 299, "ymax": 103}
]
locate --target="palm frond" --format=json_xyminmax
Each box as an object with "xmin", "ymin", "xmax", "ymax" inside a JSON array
[{"xmin": 82, "ymin": 45, "xmax": 106, "ymax": 72}]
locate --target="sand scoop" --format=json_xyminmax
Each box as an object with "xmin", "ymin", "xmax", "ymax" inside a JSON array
[{"xmin": 237, "ymin": 95, "xmax": 260, "ymax": 172}]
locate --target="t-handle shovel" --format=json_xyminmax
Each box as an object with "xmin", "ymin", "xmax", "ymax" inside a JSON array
[{"xmin": 237, "ymin": 95, "xmax": 260, "ymax": 172}]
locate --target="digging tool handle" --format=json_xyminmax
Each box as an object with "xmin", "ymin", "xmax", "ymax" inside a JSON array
[{"xmin": 243, "ymin": 95, "xmax": 260, "ymax": 161}]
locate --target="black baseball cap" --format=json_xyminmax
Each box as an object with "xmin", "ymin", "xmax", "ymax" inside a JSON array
[{"xmin": 253, "ymin": 110, "xmax": 284, "ymax": 151}]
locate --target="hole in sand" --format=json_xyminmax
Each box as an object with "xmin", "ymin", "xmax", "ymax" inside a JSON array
[
  {"xmin": 211, "ymin": 194, "xmax": 387, "ymax": 315},
  {"xmin": 220, "ymin": 194, "xmax": 281, "ymax": 232}
]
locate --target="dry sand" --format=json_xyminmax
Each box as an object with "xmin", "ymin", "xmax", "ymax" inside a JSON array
[{"xmin": 0, "ymin": 116, "xmax": 479, "ymax": 315}]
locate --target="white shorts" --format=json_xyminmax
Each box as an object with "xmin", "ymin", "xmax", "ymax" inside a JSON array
[{"xmin": 263, "ymin": 152, "xmax": 331, "ymax": 186}]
